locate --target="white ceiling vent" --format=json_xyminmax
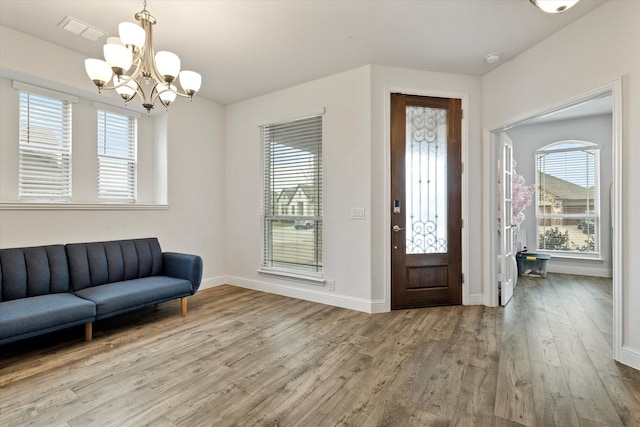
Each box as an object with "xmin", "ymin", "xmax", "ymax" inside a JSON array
[{"xmin": 58, "ymin": 16, "xmax": 105, "ymax": 42}]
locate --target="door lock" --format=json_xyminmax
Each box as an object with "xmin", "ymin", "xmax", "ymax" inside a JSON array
[{"xmin": 392, "ymin": 225, "xmax": 405, "ymax": 232}]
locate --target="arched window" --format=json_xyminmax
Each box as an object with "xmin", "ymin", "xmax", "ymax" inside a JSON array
[{"xmin": 535, "ymin": 140, "xmax": 600, "ymax": 256}]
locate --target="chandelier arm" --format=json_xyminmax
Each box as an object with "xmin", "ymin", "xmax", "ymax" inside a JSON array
[
  {"xmin": 139, "ymin": 14, "xmax": 166, "ymax": 84},
  {"xmin": 172, "ymin": 90, "xmax": 196, "ymax": 100},
  {"xmin": 149, "ymin": 82, "xmax": 162, "ymax": 104},
  {"xmin": 150, "ymin": 83, "xmax": 172, "ymax": 109}
]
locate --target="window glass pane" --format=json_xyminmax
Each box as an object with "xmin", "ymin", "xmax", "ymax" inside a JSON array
[
  {"xmin": 19, "ymin": 92, "xmax": 72, "ymax": 200},
  {"xmin": 261, "ymin": 115, "xmax": 323, "ymax": 274},
  {"xmin": 536, "ymin": 142, "xmax": 599, "ymax": 254},
  {"xmin": 97, "ymin": 110, "xmax": 137, "ymax": 201}
]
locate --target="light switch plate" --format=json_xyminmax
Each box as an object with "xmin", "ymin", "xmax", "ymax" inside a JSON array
[{"xmin": 351, "ymin": 208, "xmax": 365, "ymax": 220}]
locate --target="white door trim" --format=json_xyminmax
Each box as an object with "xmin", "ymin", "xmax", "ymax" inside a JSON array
[
  {"xmin": 482, "ymin": 79, "xmax": 623, "ymax": 363},
  {"xmin": 384, "ymin": 86, "xmax": 470, "ymax": 311}
]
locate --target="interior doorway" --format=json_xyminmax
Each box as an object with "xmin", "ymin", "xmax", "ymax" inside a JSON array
[{"xmin": 485, "ymin": 81, "xmax": 622, "ymax": 361}]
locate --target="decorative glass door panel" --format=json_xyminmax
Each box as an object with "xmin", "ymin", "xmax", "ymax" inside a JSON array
[{"xmin": 405, "ymin": 106, "xmax": 448, "ymax": 254}]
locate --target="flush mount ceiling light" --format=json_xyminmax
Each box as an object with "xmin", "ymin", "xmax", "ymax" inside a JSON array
[
  {"xmin": 84, "ymin": 0, "xmax": 201, "ymax": 114},
  {"xmin": 529, "ymin": 0, "xmax": 580, "ymax": 14},
  {"xmin": 485, "ymin": 52, "xmax": 502, "ymax": 64}
]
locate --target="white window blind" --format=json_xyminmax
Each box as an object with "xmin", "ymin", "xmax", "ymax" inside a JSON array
[
  {"xmin": 97, "ymin": 110, "xmax": 137, "ymax": 201},
  {"xmin": 261, "ymin": 114, "xmax": 323, "ymax": 275},
  {"xmin": 536, "ymin": 141, "xmax": 600, "ymax": 254},
  {"xmin": 19, "ymin": 91, "xmax": 72, "ymax": 200}
]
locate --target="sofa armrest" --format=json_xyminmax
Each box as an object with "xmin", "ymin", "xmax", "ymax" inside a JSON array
[{"xmin": 162, "ymin": 252, "xmax": 203, "ymax": 294}]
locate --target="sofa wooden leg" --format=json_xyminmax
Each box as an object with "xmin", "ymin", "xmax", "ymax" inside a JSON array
[
  {"xmin": 85, "ymin": 323, "xmax": 93, "ymax": 342},
  {"xmin": 181, "ymin": 297, "xmax": 187, "ymax": 317}
]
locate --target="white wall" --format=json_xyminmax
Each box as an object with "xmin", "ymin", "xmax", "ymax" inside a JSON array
[
  {"xmin": 507, "ymin": 114, "xmax": 613, "ymax": 277},
  {"xmin": 483, "ymin": 0, "xmax": 640, "ymax": 367},
  {"xmin": 224, "ymin": 64, "xmax": 483, "ymax": 311},
  {"xmin": 224, "ymin": 66, "xmax": 375, "ymax": 311},
  {"xmin": 0, "ymin": 25, "xmax": 227, "ymax": 287}
]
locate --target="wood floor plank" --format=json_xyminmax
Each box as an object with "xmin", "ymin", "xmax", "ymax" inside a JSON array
[
  {"xmin": 1, "ymin": 277, "xmax": 639, "ymax": 427},
  {"xmin": 493, "ymin": 298, "xmax": 536, "ymax": 426},
  {"xmin": 530, "ymin": 361, "xmax": 580, "ymax": 427}
]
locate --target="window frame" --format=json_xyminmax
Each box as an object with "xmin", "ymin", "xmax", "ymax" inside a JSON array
[
  {"xmin": 535, "ymin": 140, "xmax": 601, "ymax": 258},
  {"xmin": 4, "ymin": 81, "xmax": 163, "ymax": 210},
  {"xmin": 96, "ymin": 107, "xmax": 138, "ymax": 202},
  {"xmin": 17, "ymin": 85, "xmax": 75, "ymax": 201},
  {"xmin": 259, "ymin": 111, "xmax": 324, "ymax": 282}
]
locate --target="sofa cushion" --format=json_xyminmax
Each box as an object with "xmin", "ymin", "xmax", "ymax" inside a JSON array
[
  {"xmin": 0, "ymin": 245, "xmax": 70, "ymax": 302},
  {"xmin": 66, "ymin": 238, "xmax": 163, "ymax": 291},
  {"xmin": 0, "ymin": 293, "xmax": 95, "ymax": 344},
  {"xmin": 74, "ymin": 276, "xmax": 192, "ymax": 319}
]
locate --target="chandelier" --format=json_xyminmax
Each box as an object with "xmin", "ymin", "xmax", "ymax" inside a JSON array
[
  {"xmin": 529, "ymin": 0, "xmax": 579, "ymax": 13},
  {"xmin": 84, "ymin": 0, "xmax": 201, "ymax": 114}
]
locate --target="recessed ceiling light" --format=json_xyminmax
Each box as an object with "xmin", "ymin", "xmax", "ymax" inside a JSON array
[{"xmin": 485, "ymin": 52, "xmax": 502, "ymax": 64}]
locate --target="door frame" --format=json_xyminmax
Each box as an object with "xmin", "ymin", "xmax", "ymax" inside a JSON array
[
  {"xmin": 482, "ymin": 79, "xmax": 623, "ymax": 362},
  {"xmin": 384, "ymin": 87, "xmax": 470, "ymax": 311}
]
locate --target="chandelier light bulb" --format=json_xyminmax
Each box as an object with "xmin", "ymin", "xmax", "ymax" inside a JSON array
[
  {"xmin": 103, "ymin": 43, "xmax": 133, "ymax": 75},
  {"xmin": 113, "ymin": 76, "xmax": 137, "ymax": 101},
  {"xmin": 85, "ymin": 59, "xmax": 113, "ymax": 88},
  {"xmin": 155, "ymin": 51, "xmax": 181, "ymax": 83},
  {"xmin": 118, "ymin": 22, "xmax": 145, "ymax": 49},
  {"xmin": 179, "ymin": 71, "xmax": 202, "ymax": 96},
  {"xmin": 530, "ymin": 0, "xmax": 579, "ymax": 13},
  {"xmin": 158, "ymin": 84, "xmax": 177, "ymax": 107}
]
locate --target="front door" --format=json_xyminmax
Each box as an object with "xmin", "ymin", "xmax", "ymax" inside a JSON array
[{"xmin": 390, "ymin": 93, "xmax": 462, "ymax": 309}]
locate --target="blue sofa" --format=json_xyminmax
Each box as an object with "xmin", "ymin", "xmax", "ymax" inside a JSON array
[{"xmin": 0, "ymin": 238, "xmax": 202, "ymax": 345}]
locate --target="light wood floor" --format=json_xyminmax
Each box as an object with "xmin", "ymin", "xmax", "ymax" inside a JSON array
[{"xmin": 1, "ymin": 274, "xmax": 639, "ymax": 426}]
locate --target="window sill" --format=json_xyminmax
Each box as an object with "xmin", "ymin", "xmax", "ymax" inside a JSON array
[
  {"xmin": 0, "ymin": 202, "xmax": 170, "ymax": 211},
  {"xmin": 532, "ymin": 251, "xmax": 604, "ymax": 262},
  {"xmin": 257, "ymin": 267, "xmax": 325, "ymax": 285}
]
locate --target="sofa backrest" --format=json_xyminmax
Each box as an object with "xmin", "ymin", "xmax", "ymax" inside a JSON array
[
  {"xmin": 0, "ymin": 245, "xmax": 70, "ymax": 302},
  {"xmin": 66, "ymin": 238, "xmax": 163, "ymax": 291}
]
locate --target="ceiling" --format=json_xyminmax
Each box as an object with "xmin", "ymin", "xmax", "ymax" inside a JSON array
[
  {"xmin": 0, "ymin": 0, "xmax": 607, "ymax": 105},
  {"xmin": 523, "ymin": 93, "xmax": 613, "ymax": 126}
]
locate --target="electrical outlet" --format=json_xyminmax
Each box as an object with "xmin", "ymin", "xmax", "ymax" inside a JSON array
[
  {"xmin": 326, "ymin": 279, "xmax": 335, "ymax": 291},
  {"xmin": 350, "ymin": 208, "xmax": 365, "ymax": 220}
]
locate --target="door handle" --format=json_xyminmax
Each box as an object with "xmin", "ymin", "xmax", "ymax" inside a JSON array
[{"xmin": 392, "ymin": 225, "xmax": 405, "ymax": 232}]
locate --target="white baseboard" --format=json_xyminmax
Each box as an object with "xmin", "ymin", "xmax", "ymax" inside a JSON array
[
  {"xmin": 547, "ymin": 265, "xmax": 612, "ymax": 278},
  {"xmin": 226, "ymin": 275, "xmax": 386, "ymax": 314},
  {"xmin": 204, "ymin": 276, "xmax": 486, "ymax": 311},
  {"xmin": 618, "ymin": 345, "xmax": 640, "ymax": 371},
  {"xmin": 199, "ymin": 275, "xmax": 227, "ymax": 290},
  {"xmin": 468, "ymin": 293, "xmax": 484, "ymax": 305}
]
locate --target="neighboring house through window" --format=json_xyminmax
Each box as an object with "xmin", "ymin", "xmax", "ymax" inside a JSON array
[
  {"xmin": 18, "ymin": 89, "xmax": 72, "ymax": 201},
  {"xmin": 536, "ymin": 140, "xmax": 600, "ymax": 256},
  {"xmin": 260, "ymin": 113, "xmax": 323, "ymax": 277},
  {"xmin": 97, "ymin": 109, "xmax": 137, "ymax": 202}
]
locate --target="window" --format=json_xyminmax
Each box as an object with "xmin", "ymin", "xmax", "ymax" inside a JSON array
[
  {"xmin": 97, "ymin": 109, "xmax": 137, "ymax": 201},
  {"xmin": 260, "ymin": 114, "xmax": 323, "ymax": 276},
  {"xmin": 19, "ymin": 91, "xmax": 72, "ymax": 200},
  {"xmin": 536, "ymin": 141, "xmax": 600, "ymax": 255}
]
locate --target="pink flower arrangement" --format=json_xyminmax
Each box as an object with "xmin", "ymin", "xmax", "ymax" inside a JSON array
[
  {"xmin": 511, "ymin": 165, "xmax": 535, "ymax": 226},
  {"xmin": 497, "ymin": 160, "xmax": 535, "ymax": 227}
]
